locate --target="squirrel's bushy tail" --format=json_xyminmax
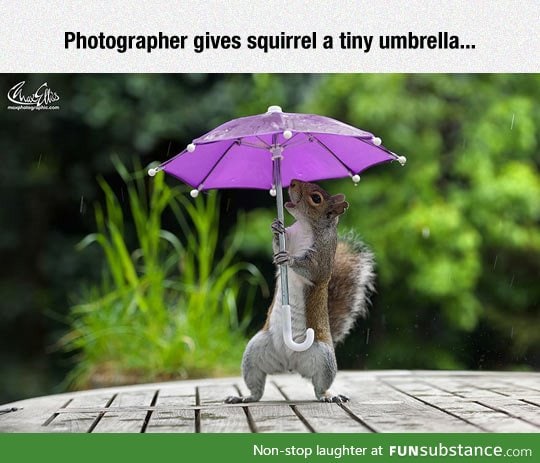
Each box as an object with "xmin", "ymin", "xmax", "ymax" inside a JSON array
[{"xmin": 328, "ymin": 232, "xmax": 375, "ymax": 345}]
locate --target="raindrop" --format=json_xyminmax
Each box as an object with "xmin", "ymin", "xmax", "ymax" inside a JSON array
[
  {"xmin": 510, "ymin": 326, "xmax": 514, "ymax": 339},
  {"xmin": 421, "ymin": 227, "xmax": 430, "ymax": 238},
  {"xmin": 493, "ymin": 255, "xmax": 498, "ymax": 270},
  {"xmin": 226, "ymin": 197, "xmax": 231, "ymax": 212},
  {"xmin": 37, "ymin": 154, "xmax": 42, "ymax": 168},
  {"xmin": 365, "ymin": 328, "xmax": 370, "ymax": 345},
  {"xmin": 510, "ymin": 114, "xmax": 515, "ymax": 130},
  {"xmin": 121, "ymin": 188, "xmax": 125, "ymax": 203},
  {"xmin": 80, "ymin": 195, "xmax": 85, "ymax": 214},
  {"xmin": 509, "ymin": 274, "xmax": 515, "ymax": 287}
]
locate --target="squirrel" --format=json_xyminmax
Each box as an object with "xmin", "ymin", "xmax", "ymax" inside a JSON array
[{"xmin": 225, "ymin": 179, "xmax": 375, "ymax": 404}]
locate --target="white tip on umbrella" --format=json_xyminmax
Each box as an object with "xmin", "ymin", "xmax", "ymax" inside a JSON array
[
  {"xmin": 351, "ymin": 174, "xmax": 361, "ymax": 184},
  {"xmin": 398, "ymin": 155, "xmax": 407, "ymax": 165},
  {"xmin": 372, "ymin": 137, "xmax": 382, "ymax": 146},
  {"xmin": 267, "ymin": 105, "xmax": 283, "ymax": 113},
  {"xmin": 147, "ymin": 164, "xmax": 161, "ymax": 177},
  {"xmin": 187, "ymin": 143, "xmax": 196, "ymax": 152},
  {"xmin": 190, "ymin": 184, "xmax": 204, "ymax": 198},
  {"xmin": 269, "ymin": 187, "xmax": 277, "ymax": 197},
  {"xmin": 283, "ymin": 130, "xmax": 292, "ymax": 139}
]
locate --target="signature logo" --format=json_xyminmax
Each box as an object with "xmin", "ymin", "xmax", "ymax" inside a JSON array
[{"xmin": 7, "ymin": 81, "xmax": 60, "ymax": 110}]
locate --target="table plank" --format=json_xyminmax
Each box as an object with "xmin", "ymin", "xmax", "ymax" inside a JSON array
[
  {"xmin": 198, "ymin": 384, "xmax": 251, "ymax": 432},
  {"xmin": 235, "ymin": 382, "xmax": 308, "ymax": 433},
  {"xmin": 145, "ymin": 408, "xmax": 195, "ymax": 433},
  {"xmin": 2, "ymin": 371, "xmax": 539, "ymax": 433},
  {"xmin": 476, "ymin": 398, "xmax": 540, "ymax": 428},
  {"xmin": 339, "ymin": 376, "xmax": 480, "ymax": 432},
  {"xmin": 272, "ymin": 376, "xmax": 371, "ymax": 432},
  {"xmin": 0, "ymin": 396, "xmax": 73, "ymax": 432},
  {"xmin": 92, "ymin": 390, "xmax": 157, "ymax": 433},
  {"xmin": 382, "ymin": 378, "xmax": 540, "ymax": 432},
  {"xmin": 47, "ymin": 393, "xmax": 116, "ymax": 433}
]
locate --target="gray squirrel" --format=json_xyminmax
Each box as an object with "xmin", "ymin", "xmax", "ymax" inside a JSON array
[{"xmin": 225, "ymin": 179, "xmax": 375, "ymax": 403}]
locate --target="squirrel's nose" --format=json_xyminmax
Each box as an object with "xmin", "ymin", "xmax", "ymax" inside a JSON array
[{"xmin": 290, "ymin": 179, "xmax": 298, "ymax": 188}]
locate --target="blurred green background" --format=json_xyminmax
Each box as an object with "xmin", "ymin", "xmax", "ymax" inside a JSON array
[{"xmin": 0, "ymin": 74, "xmax": 538, "ymax": 404}]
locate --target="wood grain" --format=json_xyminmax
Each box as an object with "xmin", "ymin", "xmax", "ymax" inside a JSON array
[{"xmin": 1, "ymin": 371, "xmax": 539, "ymax": 433}]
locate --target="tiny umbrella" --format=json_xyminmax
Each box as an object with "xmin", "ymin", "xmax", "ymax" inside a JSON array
[{"xmin": 149, "ymin": 105, "xmax": 406, "ymax": 352}]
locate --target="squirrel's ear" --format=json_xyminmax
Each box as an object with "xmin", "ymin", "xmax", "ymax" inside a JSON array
[
  {"xmin": 327, "ymin": 200, "xmax": 349, "ymax": 218},
  {"xmin": 331, "ymin": 194, "xmax": 346, "ymax": 203}
]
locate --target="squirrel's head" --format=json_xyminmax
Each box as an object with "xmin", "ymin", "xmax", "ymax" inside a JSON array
[{"xmin": 285, "ymin": 179, "xmax": 349, "ymax": 226}]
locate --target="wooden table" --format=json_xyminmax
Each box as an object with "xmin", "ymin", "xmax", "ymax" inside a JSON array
[{"xmin": 1, "ymin": 371, "xmax": 539, "ymax": 433}]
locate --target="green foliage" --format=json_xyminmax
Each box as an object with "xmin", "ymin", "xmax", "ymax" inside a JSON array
[
  {"xmin": 238, "ymin": 74, "xmax": 540, "ymax": 370},
  {"xmin": 60, "ymin": 159, "xmax": 266, "ymax": 388}
]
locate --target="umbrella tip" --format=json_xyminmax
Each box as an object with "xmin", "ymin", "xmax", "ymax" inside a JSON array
[
  {"xmin": 267, "ymin": 105, "xmax": 282, "ymax": 113},
  {"xmin": 147, "ymin": 164, "xmax": 161, "ymax": 176},
  {"xmin": 397, "ymin": 156, "xmax": 407, "ymax": 166}
]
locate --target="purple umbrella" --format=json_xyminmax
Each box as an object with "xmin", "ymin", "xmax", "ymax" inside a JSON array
[{"xmin": 149, "ymin": 106, "xmax": 406, "ymax": 351}]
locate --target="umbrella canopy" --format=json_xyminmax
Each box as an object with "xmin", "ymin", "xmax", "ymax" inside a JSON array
[
  {"xmin": 149, "ymin": 106, "xmax": 405, "ymax": 352},
  {"xmin": 151, "ymin": 106, "xmax": 405, "ymax": 194}
]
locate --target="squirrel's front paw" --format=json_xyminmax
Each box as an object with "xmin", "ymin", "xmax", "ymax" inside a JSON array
[
  {"xmin": 271, "ymin": 218, "xmax": 286, "ymax": 235},
  {"xmin": 273, "ymin": 250, "xmax": 292, "ymax": 265}
]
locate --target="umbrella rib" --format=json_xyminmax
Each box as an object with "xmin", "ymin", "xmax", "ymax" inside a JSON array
[
  {"xmin": 354, "ymin": 136, "xmax": 400, "ymax": 159},
  {"xmin": 281, "ymin": 132, "xmax": 300, "ymax": 147},
  {"xmin": 239, "ymin": 140, "xmax": 269, "ymax": 149},
  {"xmin": 196, "ymin": 140, "xmax": 238, "ymax": 189},
  {"xmin": 255, "ymin": 136, "xmax": 272, "ymax": 149},
  {"xmin": 309, "ymin": 134, "xmax": 355, "ymax": 175},
  {"xmin": 282, "ymin": 133, "xmax": 310, "ymax": 149}
]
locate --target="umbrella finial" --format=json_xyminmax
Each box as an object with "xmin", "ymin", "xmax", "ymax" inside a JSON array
[
  {"xmin": 187, "ymin": 143, "xmax": 196, "ymax": 152},
  {"xmin": 351, "ymin": 174, "xmax": 361, "ymax": 185},
  {"xmin": 372, "ymin": 137, "xmax": 382, "ymax": 146},
  {"xmin": 397, "ymin": 156, "xmax": 407, "ymax": 165},
  {"xmin": 267, "ymin": 105, "xmax": 282, "ymax": 113}
]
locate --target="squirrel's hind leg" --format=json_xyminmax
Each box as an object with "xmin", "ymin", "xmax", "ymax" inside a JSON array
[
  {"xmin": 224, "ymin": 331, "xmax": 271, "ymax": 404},
  {"xmin": 309, "ymin": 342, "xmax": 349, "ymax": 403}
]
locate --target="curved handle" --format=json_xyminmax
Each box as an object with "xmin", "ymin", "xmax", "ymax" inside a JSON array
[{"xmin": 282, "ymin": 304, "xmax": 315, "ymax": 352}]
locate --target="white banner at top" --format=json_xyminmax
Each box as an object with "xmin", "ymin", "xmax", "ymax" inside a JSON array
[{"xmin": 1, "ymin": 0, "xmax": 538, "ymax": 73}]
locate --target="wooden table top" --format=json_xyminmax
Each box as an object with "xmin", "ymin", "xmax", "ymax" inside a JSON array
[{"xmin": 1, "ymin": 370, "xmax": 539, "ymax": 433}]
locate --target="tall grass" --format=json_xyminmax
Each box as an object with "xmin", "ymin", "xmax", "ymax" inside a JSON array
[{"xmin": 61, "ymin": 158, "xmax": 266, "ymax": 388}]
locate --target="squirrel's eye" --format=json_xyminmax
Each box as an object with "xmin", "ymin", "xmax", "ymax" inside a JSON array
[{"xmin": 310, "ymin": 193, "xmax": 322, "ymax": 204}]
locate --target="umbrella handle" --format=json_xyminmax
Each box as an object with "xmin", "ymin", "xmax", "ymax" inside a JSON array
[
  {"xmin": 282, "ymin": 305, "xmax": 315, "ymax": 351},
  {"xmin": 272, "ymin": 140, "xmax": 314, "ymax": 352}
]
